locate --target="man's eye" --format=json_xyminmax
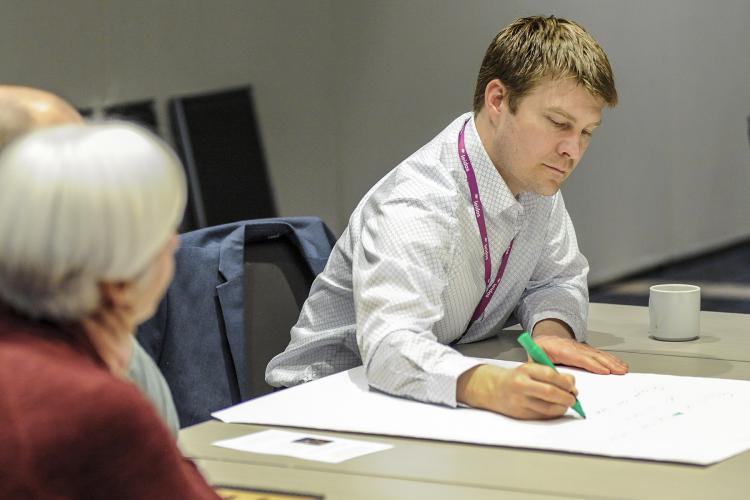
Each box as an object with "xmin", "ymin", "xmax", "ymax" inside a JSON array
[
  {"xmin": 582, "ymin": 129, "xmax": 593, "ymax": 137},
  {"xmin": 548, "ymin": 117, "xmax": 567, "ymax": 129}
]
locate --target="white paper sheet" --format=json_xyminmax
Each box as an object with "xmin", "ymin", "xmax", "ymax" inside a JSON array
[
  {"xmin": 214, "ymin": 429, "xmax": 393, "ymax": 463},
  {"xmin": 213, "ymin": 359, "xmax": 750, "ymax": 465}
]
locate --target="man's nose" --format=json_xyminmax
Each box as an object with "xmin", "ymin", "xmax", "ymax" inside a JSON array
[{"xmin": 557, "ymin": 134, "xmax": 583, "ymax": 162}]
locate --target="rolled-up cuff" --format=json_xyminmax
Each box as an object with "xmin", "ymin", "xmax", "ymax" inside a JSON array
[{"xmin": 428, "ymin": 355, "xmax": 485, "ymax": 407}]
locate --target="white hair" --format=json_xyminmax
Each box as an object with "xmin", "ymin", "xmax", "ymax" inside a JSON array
[{"xmin": 0, "ymin": 122, "xmax": 186, "ymax": 321}]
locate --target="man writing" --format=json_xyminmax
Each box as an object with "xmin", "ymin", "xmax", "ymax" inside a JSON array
[
  {"xmin": 267, "ymin": 15, "xmax": 628, "ymax": 419},
  {"xmin": 0, "ymin": 85, "xmax": 180, "ymax": 432}
]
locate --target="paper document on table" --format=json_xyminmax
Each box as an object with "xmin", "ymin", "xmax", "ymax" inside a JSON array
[
  {"xmin": 213, "ymin": 359, "xmax": 750, "ymax": 465},
  {"xmin": 214, "ymin": 429, "xmax": 392, "ymax": 463}
]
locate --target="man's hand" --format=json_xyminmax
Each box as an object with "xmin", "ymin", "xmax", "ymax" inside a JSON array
[
  {"xmin": 533, "ymin": 318, "xmax": 628, "ymax": 375},
  {"xmin": 457, "ymin": 363, "xmax": 578, "ymax": 419}
]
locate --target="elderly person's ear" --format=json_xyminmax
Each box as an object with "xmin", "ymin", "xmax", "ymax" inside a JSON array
[{"xmin": 100, "ymin": 281, "xmax": 136, "ymax": 309}]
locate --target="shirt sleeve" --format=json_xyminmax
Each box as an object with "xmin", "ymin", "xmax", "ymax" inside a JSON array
[
  {"xmin": 352, "ymin": 196, "xmax": 482, "ymax": 407},
  {"xmin": 515, "ymin": 193, "xmax": 589, "ymax": 341}
]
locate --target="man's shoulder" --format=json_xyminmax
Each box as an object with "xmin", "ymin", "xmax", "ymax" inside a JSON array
[
  {"xmin": 399, "ymin": 112, "xmax": 472, "ymax": 175},
  {"xmin": 371, "ymin": 114, "xmax": 472, "ymax": 207}
]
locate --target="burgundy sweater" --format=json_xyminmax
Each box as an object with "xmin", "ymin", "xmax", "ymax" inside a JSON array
[{"xmin": 0, "ymin": 309, "xmax": 219, "ymax": 499}]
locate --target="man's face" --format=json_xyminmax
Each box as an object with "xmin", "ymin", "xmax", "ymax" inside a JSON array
[{"xmin": 487, "ymin": 78, "xmax": 604, "ymax": 197}]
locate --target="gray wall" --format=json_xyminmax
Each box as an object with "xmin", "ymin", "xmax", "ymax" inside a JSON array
[
  {"xmin": 331, "ymin": 0, "xmax": 750, "ymax": 284},
  {"xmin": 0, "ymin": 0, "xmax": 342, "ymax": 231},
  {"xmin": 2, "ymin": 0, "xmax": 749, "ymax": 284}
]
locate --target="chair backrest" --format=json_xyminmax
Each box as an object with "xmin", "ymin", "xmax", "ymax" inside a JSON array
[
  {"xmin": 103, "ymin": 99, "xmax": 159, "ymax": 134},
  {"xmin": 136, "ymin": 216, "xmax": 336, "ymax": 426},
  {"xmin": 76, "ymin": 107, "xmax": 94, "ymax": 118},
  {"xmin": 168, "ymin": 86, "xmax": 276, "ymax": 231},
  {"xmin": 243, "ymin": 234, "xmax": 314, "ymax": 399}
]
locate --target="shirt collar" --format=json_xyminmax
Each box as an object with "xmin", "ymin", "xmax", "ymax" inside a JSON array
[
  {"xmin": 460, "ymin": 113, "xmax": 543, "ymax": 219},
  {"xmin": 459, "ymin": 114, "xmax": 519, "ymax": 219}
]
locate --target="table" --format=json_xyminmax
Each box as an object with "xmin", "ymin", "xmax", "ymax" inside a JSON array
[
  {"xmin": 179, "ymin": 303, "xmax": 750, "ymax": 499},
  {"xmin": 460, "ymin": 302, "xmax": 750, "ymax": 364},
  {"xmin": 194, "ymin": 458, "xmax": 568, "ymax": 499}
]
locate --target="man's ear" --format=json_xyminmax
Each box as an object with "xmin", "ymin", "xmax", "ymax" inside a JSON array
[
  {"xmin": 484, "ymin": 79, "xmax": 510, "ymax": 121},
  {"xmin": 99, "ymin": 281, "xmax": 135, "ymax": 308}
]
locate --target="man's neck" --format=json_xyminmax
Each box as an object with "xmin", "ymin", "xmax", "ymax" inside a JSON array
[{"xmin": 472, "ymin": 110, "xmax": 521, "ymax": 197}]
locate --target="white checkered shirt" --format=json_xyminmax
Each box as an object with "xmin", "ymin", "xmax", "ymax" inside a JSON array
[{"xmin": 266, "ymin": 113, "xmax": 589, "ymax": 407}]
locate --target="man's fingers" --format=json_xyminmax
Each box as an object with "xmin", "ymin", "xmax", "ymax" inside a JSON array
[
  {"xmin": 523, "ymin": 363, "xmax": 576, "ymax": 392},
  {"xmin": 536, "ymin": 336, "xmax": 630, "ymax": 376},
  {"xmin": 524, "ymin": 397, "xmax": 570, "ymax": 419},
  {"xmin": 528, "ymin": 381, "xmax": 576, "ymax": 408},
  {"xmin": 546, "ymin": 341, "xmax": 620, "ymax": 375},
  {"xmin": 577, "ymin": 345, "xmax": 629, "ymax": 374},
  {"xmin": 466, "ymin": 363, "xmax": 587, "ymax": 420},
  {"xmin": 598, "ymin": 351, "xmax": 629, "ymax": 374},
  {"xmin": 520, "ymin": 365, "xmax": 577, "ymax": 406},
  {"xmin": 568, "ymin": 350, "xmax": 611, "ymax": 374}
]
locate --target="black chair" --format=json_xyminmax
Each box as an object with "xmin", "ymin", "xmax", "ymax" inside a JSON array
[
  {"xmin": 103, "ymin": 99, "xmax": 159, "ymax": 134},
  {"xmin": 136, "ymin": 216, "xmax": 336, "ymax": 426},
  {"xmin": 76, "ymin": 107, "xmax": 94, "ymax": 119},
  {"xmin": 168, "ymin": 86, "xmax": 277, "ymax": 231},
  {"xmin": 244, "ymin": 232, "xmax": 316, "ymax": 398}
]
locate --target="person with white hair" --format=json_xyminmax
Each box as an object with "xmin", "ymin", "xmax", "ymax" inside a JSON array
[
  {"xmin": 0, "ymin": 122, "xmax": 219, "ymax": 498},
  {"xmin": 0, "ymin": 85, "xmax": 179, "ymax": 434}
]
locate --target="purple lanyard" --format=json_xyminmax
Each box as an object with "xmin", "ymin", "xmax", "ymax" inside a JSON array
[{"xmin": 458, "ymin": 118, "xmax": 514, "ymax": 323}]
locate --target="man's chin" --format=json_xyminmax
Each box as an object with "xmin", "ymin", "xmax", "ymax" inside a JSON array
[{"xmin": 534, "ymin": 183, "xmax": 562, "ymax": 197}]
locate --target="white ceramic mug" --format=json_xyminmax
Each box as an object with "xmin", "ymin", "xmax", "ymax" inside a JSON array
[{"xmin": 648, "ymin": 284, "xmax": 701, "ymax": 341}]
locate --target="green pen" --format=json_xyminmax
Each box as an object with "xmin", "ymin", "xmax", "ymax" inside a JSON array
[{"xmin": 517, "ymin": 331, "xmax": 586, "ymax": 419}]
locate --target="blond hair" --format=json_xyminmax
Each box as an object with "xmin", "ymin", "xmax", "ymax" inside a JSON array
[
  {"xmin": 473, "ymin": 15, "xmax": 618, "ymax": 113},
  {"xmin": 0, "ymin": 122, "xmax": 186, "ymax": 321}
]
